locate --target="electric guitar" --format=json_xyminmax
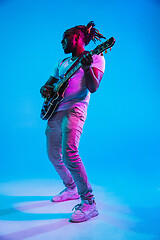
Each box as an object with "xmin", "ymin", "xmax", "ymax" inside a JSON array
[{"xmin": 40, "ymin": 37, "xmax": 115, "ymax": 120}]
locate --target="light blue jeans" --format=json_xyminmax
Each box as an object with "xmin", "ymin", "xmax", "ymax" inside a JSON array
[{"xmin": 45, "ymin": 106, "xmax": 94, "ymax": 202}]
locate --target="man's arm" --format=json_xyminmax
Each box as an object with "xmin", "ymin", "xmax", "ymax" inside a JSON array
[
  {"xmin": 45, "ymin": 76, "xmax": 58, "ymax": 85},
  {"xmin": 81, "ymin": 53, "xmax": 104, "ymax": 93},
  {"xmin": 83, "ymin": 67, "xmax": 103, "ymax": 93},
  {"xmin": 40, "ymin": 76, "xmax": 58, "ymax": 98}
]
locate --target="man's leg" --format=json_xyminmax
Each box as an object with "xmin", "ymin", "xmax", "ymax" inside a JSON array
[
  {"xmin": 62, "ymin": 107, "xmax": 94, "ymax": 203},
  {"xmin": 62, "ymin": 107, "xmax": 98, "ymax": 222},
  {"xmin": 45, "ymin": 110, "xmax": 79, "ymax": 201}
]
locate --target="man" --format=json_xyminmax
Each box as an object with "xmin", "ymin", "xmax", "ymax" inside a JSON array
[{"xmin": 40, "ymin": 21, "xmax": 106, "ymax": 223}]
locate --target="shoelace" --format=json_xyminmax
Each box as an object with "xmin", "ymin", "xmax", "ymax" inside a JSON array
[
  {"xmin": 59, "ymin": 188, "xmax": 67, "ymax": 194},
  {"xmin": 72, "ymin": 203, "xmax": 83, "ymax": 212}
]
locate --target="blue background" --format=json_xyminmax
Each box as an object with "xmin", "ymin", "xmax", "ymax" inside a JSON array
[{"xmin": 0, "ymin": 0, "xmax": 160, "ymax": 208}]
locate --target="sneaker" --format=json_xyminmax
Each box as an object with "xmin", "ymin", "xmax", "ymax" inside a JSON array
[
  {"xmin": 51, "ymin": 187, "xmax": 80, "ymax": 202},
  {"xmin": 69, "ymin": 200, "xmax": 99, "ymax": 223}
]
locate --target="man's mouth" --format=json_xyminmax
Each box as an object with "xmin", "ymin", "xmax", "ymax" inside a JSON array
[{"xmin": 62, "ymin": 44, "xmax": 67, "ymax": 49}]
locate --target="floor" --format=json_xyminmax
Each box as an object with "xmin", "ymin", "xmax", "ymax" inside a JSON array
[{"xmin": 0, "ymin": 179, "xmax": 159, "ymax": 240}]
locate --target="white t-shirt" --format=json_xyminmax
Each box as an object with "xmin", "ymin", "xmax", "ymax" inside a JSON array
[{"xmin": 52, "ymin": 54, "xmax": 105, "ymax": 114}]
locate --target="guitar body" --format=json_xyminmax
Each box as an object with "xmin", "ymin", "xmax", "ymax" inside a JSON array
[
  {"xmin": 40, "ymin": 37, "xmax": 115, "ymax": 120},
  {"xmin": 40, "ymin": 80, "xmax": 69, "ymax": 120}
]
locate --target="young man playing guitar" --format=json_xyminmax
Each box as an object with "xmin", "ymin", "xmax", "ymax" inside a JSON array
[{"xmin": 40, "ymin": 21, "xmax": 106, "ymax": 223}]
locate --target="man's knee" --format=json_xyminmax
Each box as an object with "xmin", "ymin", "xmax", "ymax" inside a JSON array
[{"xmin": 63, "ymin": 144, "xmax": 80, "ymax": 166}]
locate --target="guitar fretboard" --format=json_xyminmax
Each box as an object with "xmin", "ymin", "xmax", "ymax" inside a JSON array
[
  {"xmin": 56, "ymin": 61, "xmax": 82, "ymax": 89},
  {"xmin": 55, "ymin": 37, "xmax": 115, "ymax": 89}
]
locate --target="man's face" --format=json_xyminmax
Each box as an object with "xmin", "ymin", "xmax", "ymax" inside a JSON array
[{"xmin": 61, "ymin": 33, "xmax": 76, "ymax": 54}]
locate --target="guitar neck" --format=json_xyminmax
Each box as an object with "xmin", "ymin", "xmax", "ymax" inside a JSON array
[
  {"xmin": 56, "ymin": 37, "xmax": 115, "ymax": 88},
  {"xmin": 56, "ymin": 60, "xmax": 82, "ymax": 89},
  {"xmin": 56, "ymin": 50, "xmax": 94, "ymax": 88},
  {"xmin": 65, "ymin": 61, "xmax": 82, "ymax": 81}
]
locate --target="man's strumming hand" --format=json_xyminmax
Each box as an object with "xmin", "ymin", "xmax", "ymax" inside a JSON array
[{"xmin": 40, "ymin": 85, "xmax": 54, "ymax": 98}]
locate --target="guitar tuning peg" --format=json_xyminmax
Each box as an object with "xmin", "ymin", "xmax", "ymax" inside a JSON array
[{"xmin": 105, "ymin": 50, "xmax": 108, "ymax": 53}]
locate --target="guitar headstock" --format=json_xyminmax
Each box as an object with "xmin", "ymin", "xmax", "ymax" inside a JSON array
[{"xmin": 91, "ymin": 37, "xmax": 115, "ymax": 55}]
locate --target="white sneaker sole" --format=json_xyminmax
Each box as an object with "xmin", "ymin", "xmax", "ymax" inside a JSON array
[
  {"xmin": 69, "ymin": 210, "xmax": 99, "ymax": 223},
  {"xmin": 51, "ymin": 194, "xmax": 80, "ymax": 202}
]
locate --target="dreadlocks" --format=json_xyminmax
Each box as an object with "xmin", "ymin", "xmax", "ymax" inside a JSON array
[{"xmin": 64, "ymin": 21, "xmax": 106, "ymax": 46}]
